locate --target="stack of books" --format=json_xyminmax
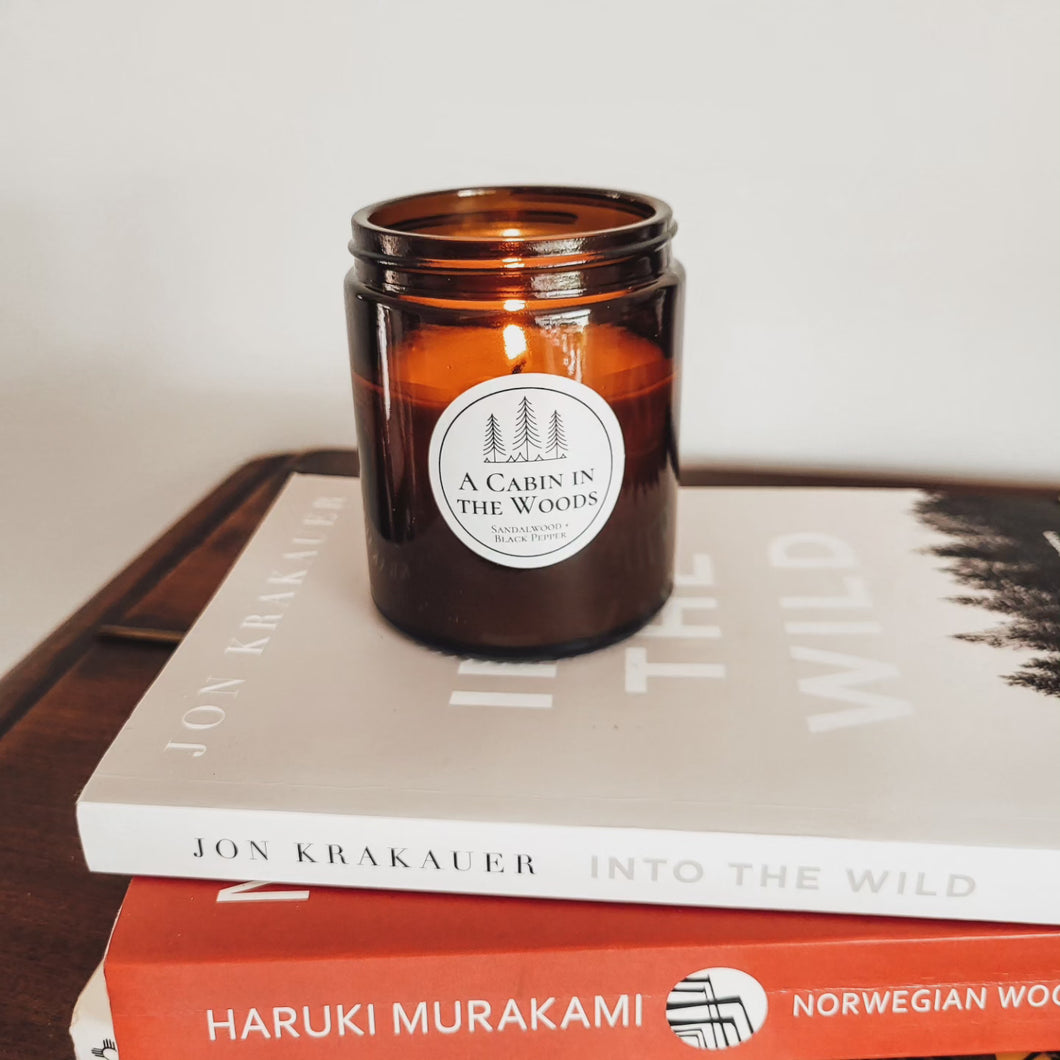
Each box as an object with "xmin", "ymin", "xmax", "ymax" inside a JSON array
[{"xmin": 70, "ymin": 473, "xmax": 1060, "ymax": 1058}]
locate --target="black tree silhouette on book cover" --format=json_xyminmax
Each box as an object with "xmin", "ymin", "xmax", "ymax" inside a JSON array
[{"xmin": 915, "ymin": 492, "xmax": 1060, "ymax": 698}]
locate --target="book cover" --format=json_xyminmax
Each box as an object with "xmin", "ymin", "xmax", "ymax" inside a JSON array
[
  {"xmin": 100, "ymin": 877, "xmax": 1060, "ymax": 1060},
  {"xmin": 70, "ymin": 961, "xmax": 118, "ymax": 1060},
  {"xmin": 77, "ymin": 474, "xmax": 1060, "ymax": 922}
]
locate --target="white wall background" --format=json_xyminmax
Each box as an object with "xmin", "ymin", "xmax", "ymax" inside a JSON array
[{"xmin": 2, "ymin": 0, "xmax": 1058, "ymax": 674}]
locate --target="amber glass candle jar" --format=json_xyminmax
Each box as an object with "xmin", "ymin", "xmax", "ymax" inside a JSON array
[{"xmin": 345, "ymin": 186, "xmax": 683, "ymax": 657}]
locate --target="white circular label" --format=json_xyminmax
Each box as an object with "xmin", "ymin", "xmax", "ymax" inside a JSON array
[
  {"xmin": 428, "ymin": 373, "xmax": 625, "ymax": 569},
  {"xmin": 666, "ymin": 967, "xmax": 769, "ymax": 1050}
]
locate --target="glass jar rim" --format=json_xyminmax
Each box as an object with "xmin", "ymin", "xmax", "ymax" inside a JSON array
[{"xmin": 350, "ymin": 185, "xmax": 676, "ymax": 268}]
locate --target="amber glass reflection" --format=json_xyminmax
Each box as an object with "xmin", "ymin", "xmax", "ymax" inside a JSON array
[{"xmin": 346, "ymin": 186, "xmax": 683, "ymax": 657}]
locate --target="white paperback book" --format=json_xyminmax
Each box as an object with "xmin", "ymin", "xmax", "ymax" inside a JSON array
[
  {"xmin": 69, "ymin": 962, "xmax": 117, "ymax": 1060},
  {"xmin": 77, "ymin": 474, "xmax": 1060, "ymax": 923}
]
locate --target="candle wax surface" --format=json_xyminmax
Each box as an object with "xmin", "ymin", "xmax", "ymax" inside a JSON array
[{"xmin": 388, "ymin": 322, "xmax": 672, "ymax": 408}]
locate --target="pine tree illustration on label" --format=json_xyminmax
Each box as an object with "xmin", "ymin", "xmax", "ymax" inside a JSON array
[{"xmin": 428, "ymin": 373, "xmax": 626, "ymax": 569}]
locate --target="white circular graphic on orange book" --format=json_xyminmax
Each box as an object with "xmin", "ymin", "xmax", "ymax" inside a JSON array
[
  {"xmin": 666, "ymin": 967, "xmax": 769, "ymax": 1050},
  {"xmin": 428, "ymin": 373, "xmax": 625, "ymax": 568}
]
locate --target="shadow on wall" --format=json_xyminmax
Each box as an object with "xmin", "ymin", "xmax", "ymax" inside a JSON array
[
  {"xmin": 0, "ymin": 187, "xmax": 354, "ymax": 525},
  {"xmin": 0, "ymin": 351, "xmax": 355, "ymax": 674}
]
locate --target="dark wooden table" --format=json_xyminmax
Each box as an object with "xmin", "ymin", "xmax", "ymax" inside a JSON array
[
  {"xmin": 2, "ymin": 448, "xmax": 1051, "ymax": 1059},
  {"xmin": 1, "ymin": 450, "xmax": 355, "ymax": 1058}
]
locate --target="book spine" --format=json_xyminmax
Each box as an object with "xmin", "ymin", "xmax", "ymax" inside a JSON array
[
  {"xmin": 105, "ymin": 930, "xmax": 1060, "ymax": 1060},
  {"xmin": 79, "ymin": 800, "xmax": 1060, "ymax": 925}
]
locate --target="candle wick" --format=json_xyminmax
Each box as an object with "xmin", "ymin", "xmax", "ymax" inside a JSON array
[{"xmin": 511, "ymin": 357, "xmax": 526, "ymax": 375}]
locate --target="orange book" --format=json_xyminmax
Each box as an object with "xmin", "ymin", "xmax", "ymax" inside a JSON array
[{"xmin": 103, "ymin": 877, "xmax": 1060, "ymax": 1059}]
